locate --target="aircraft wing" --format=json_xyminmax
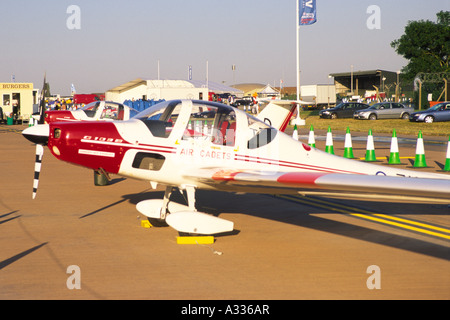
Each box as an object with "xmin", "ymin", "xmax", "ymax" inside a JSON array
[{"xmin": 184, "ymin": 169, "xmax": 450, "ymax": 203}]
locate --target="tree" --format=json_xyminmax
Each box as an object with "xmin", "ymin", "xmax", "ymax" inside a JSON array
[{"xmin": 391, "ymin": 11, "xmax": 450, "ymax": 81}]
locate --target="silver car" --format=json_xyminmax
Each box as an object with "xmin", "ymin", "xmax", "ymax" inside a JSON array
[{"xmin": 353, "ymin": 102, "xmax": 413, "ymax": 120}]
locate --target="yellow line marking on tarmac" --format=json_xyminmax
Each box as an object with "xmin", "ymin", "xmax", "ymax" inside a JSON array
[
  {"xmin": 276, "ymin": 194, "xmax": 450, "ymax": 240},
  {"xmin": 286, "ymin": 195, "xmax": 450, "ymax": 234},
  {"xmin": 371, "ymin": 213, "xmax": 450, "ymax": 234},
  {"xmin": 350, "ymin": 213, "xmax": 450, "ymax": 240}
]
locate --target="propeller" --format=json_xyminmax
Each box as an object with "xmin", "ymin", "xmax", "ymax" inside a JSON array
[
  {"xmin": 22, "ymin": 73, "xmax": 50, "ymax": 199},
  {"xmin": 33, "ymin": 144, "xmax": 44, "ymax": 199},
  {"xmin": 22, "ymin": 124, "xmax": 49, "ymax": 199}
]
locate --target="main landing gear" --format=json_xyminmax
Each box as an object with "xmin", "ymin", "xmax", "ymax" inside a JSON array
[{"xmin": 136, "ymin": 185, "xmax": 234, "ymax": 235}]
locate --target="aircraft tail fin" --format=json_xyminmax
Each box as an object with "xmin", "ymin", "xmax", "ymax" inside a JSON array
[{"xmin": 256, "ymin": 100, "xmax": 297, "ymax": 132}]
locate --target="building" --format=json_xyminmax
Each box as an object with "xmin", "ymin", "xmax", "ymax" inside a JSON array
[
  {"xmin": 257, "ymin": 84, "xmax": 281, "ymax": 99},
  {"xmin": 329, "ymin": 69, "xmax": 399, "ymax": 98},
  {"xmin": 105, "ymin": 78, "xmax": 242, "ymax": 103},
  {"xmin": 231, "ymin": 83, "xmax": 265, "ymax": 97},
  {"xmin": 0, "ymin": 83, "xmax": 39, "ymax": 122},
  {"xmin": 231, "ymin": 83, "xmax": 283, "ymax": 99}
]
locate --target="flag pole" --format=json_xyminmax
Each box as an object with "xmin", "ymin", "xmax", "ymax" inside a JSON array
[
  {"xmin": 293, "ymin": 0, "xmax": 305, "ymax": 126},
  {"xmin": 296, "ymin": 0, "xmax": 300, "ymax": 103}
]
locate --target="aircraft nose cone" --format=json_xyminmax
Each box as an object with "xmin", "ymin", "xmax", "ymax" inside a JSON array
[{"xmin": 22, "ymin": 124, "xmax": 49, "ymax": 145}]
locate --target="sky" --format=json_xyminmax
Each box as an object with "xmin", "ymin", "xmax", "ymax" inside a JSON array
[{"xmin": 1, "ymin": 0, "xmax": 449, "ymax": 96}]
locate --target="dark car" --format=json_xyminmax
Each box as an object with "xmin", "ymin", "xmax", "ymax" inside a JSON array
[
  {"xmin": 232, "ymin": 96, "xmax": 254, "ymax": 107},
  {"xmin": 409, "ymin": 102, "xmax": 450, "ymax": 123},
  {"xmin": 319, "ymin": 102, "xmax": 370, "ymax": 119},
  {"xmin": 192, "ymin": 110, "xmax": 216, "ymax": 118}
]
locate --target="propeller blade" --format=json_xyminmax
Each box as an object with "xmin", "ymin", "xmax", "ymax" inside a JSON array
[
  {"xmin": 23, "ymin": 124, "xmax": 49, "ymax": 199},
  {"xmin": 38, "ymin": 73, "xmax": 48, "ymax": 124},
  {"xmin": 32, "ymin": 144, "xmax": 44, "ymax": 199}
]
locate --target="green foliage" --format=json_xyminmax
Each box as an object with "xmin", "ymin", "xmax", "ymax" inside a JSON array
[
  {"xmin": 294, "ymin": 114, "xmax": 450, "ymax": 137},
  {"xmin": 391, "ymin": 11, "xmax": 450, "ymax": 81}
]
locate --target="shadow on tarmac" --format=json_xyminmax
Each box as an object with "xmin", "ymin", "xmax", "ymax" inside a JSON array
[
  {"xmin": 75, "ymin": 186, "xmax": 450, "ymax": 261},
  {"xmin": 0, "ymin": 242, "xmax": 48, "ymax": 270}
]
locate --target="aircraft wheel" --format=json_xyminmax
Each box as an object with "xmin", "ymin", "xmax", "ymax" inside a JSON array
[
  {"xmin": 93, "ymin": 170, "xmax": 109, "ymax": 186},
  {"xmin": 147, "ymin": 217, "xmax": 168, "ymax": 227}
]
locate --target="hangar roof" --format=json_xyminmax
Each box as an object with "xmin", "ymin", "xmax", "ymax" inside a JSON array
[
  {"xmin": 108, "ymin": 78, "xmax": 147, "ymax": 93},
  {"xmin": 329, "ymin": 69, "xmax": 397, "ymax": 78},
  {"xmin": 107, "ymin": 79, "xmax": 242, "ymax": 95},
  {"xmin": 186, "ymin": 80, "xmax": 243, "ymax": 94}
]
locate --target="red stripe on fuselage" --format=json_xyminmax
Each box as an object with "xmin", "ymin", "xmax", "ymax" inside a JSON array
[{"xmin": 234, "ymin": 154, "xmax": 361, "ymax": 175}]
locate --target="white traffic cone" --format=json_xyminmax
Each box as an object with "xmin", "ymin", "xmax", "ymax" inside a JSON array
[
  {"xmin": 365, "ymin": 129, "xmax": 376, "ymax": 162},
  {"xmin": 444, "ymin": 136, "xmax": 450, "ymax": 171},
  {"xmin": 388, "ymin": 129, "xmax": 401, "ymax": 164},
  {"xmin": 325, "ymin": 126, "xmax": 334, "ymax": 154},
  {"xmin": 292, "ymin": 124, "xmax": 298, "ymax": 140},
  {"xmin": 413, "ymin": 131, "xmax": 427, "ymax": 168},
  {"xmin": 308, "ymin": 125, "xmax": 316, "ymax": 147},
  {"xmin": 343, "ymin": 127, "xmax": 354, "ymax": 159}
]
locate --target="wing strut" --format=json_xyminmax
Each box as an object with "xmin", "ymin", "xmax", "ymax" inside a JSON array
[
  {"xmin": 160, "ymin": 186, "xmax": 173, "ymax": 220},
  {"xmin": 184, "ymin": 185, "xmax": 197, "ymax": 211}
]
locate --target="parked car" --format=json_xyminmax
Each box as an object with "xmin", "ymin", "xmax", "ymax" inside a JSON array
[
  {"xmin": 409, "ymin": 102, "xmax": 450, "ymax": 123},
  {"xmin": 353, "ymin": 102, "xmax": 413, "ymax": 120},
  {"xmin": 232, "ymin": 96, "xmax": 255, "ymax": 107},
  {"xmin": 192, "ymin": 110, "xmax": 216, "ymax": 118},
  {"xmin": 319, "ymin": 102, "xmax": 369, "ymax": 119}
]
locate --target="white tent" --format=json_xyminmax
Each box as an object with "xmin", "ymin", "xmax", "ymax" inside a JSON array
[{"xmin": 258, "ymin": 84, "xmax": 280, "ymax": 99}]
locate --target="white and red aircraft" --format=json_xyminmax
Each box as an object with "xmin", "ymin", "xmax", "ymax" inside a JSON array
[
  {"xmin": 43, "ymin": 101, "xmax": 139, "ymax": 124},
  {"xmin": 23, "ymin": 99, "xmax": 450, "ymax": 235}
]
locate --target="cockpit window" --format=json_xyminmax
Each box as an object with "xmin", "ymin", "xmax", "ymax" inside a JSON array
[
  {"xmin": 182, "ymin": 102, "xmax": 236, "ymax": 147},
  {"xmin": 247, "ymin": 114, "xmax": 277, "ymax": 149},
  {"xmin": 81, "ymin": 102, "xmax": 100, "ymax": 118},
  {"xmin": 101, "ymin": 102, "xmax": 124, "ymax": 120},
  {"xmin": 135, "ymin": 100, "xmax": 181, "ymax": 138}
]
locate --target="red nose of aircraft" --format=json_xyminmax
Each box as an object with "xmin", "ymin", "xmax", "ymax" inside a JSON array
[{"xmin": 22, "ymin": 124, "xmax": 50, "ymax": 145}]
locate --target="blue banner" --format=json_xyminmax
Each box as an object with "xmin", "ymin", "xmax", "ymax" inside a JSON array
[{"xmin": 299, "ymin": 0, "xmax": 316, "ymax": 25}]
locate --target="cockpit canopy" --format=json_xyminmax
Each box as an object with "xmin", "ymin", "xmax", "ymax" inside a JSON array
[
  {"xmin": 133, "ymin": 100, "xmax": 276, "ymax": 148},
  {"xmin": 80, "ymin": 101, "xmax": 138, "ymax": 120}
]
